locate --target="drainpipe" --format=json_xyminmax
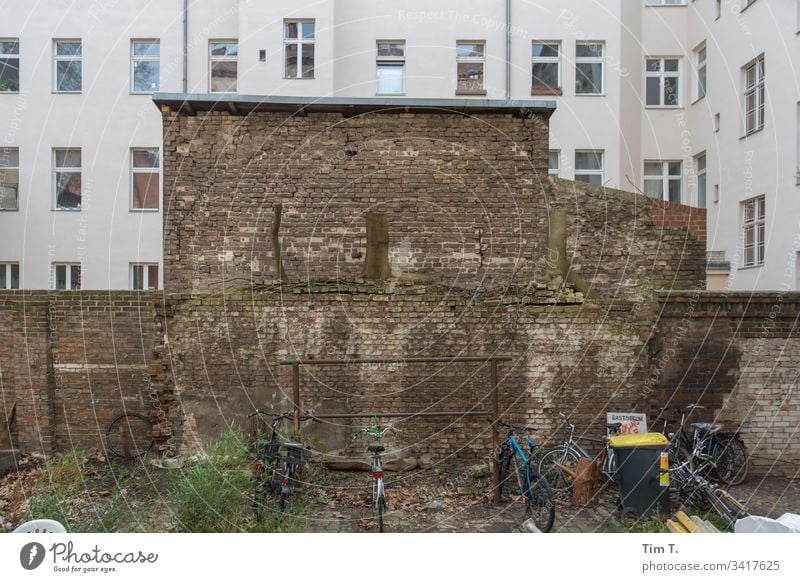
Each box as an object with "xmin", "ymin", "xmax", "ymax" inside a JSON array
[
  {"xmin": 182, "ymin": 0, "xmax": 188, "ymax": 93},
  {"xmin": 505, "ymin": 0, "xmax": 511, "ymax": 101}
]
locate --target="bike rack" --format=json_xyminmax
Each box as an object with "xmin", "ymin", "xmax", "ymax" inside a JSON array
[{"xmin": 279, "ymin": 355, "xmax": 513, "ymax": 503}]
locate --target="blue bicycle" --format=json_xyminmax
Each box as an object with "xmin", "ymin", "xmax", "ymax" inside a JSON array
[{"xmin": 495, "ymin": 420, "xmax": 556, "ymax": 532}]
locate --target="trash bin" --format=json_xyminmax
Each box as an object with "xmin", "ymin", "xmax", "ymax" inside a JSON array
[{"xmin": 609, "ymin": 432, "xmax": 670, "ymax": 520}]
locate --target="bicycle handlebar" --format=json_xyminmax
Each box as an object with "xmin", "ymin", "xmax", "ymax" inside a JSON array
[
  {"xmin": 352, "ymin": 426, "xmax": 398, "ymax": 440},
  {"xmin": 247, "ymin": 410, "xmax": 321, "ymax": 423},
  {"xmin": 497, "ymin": 420, "xmax": 534, "ymax": 432},
  {"xmin": 658, "ymin": 403, "xmax": 704, "ymax": 415}
]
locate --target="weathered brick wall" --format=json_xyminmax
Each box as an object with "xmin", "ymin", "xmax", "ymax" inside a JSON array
[
  {"xmin": 651, "ymin": 291, "xmax": 800, "ymax": 476},
  {"xmin": 0, "ymin": 298, "xmax": 16, "ymax": 448},
  {"xmin": 0, "ymin": 292, "xmax": 156, "ymax": 454},
  {"xmin": 162, "ymin": 109, "xmax": 705, "ymax": 298}
]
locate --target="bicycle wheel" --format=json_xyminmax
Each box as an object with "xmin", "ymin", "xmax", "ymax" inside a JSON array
[
  {"xmin": 713, "ymin": 436, "xmax": 748, "ymax": 486},
  {"xmin": 497, "ymin": 450, "xmax": 514, "ymax": 497},
  {"xmin": 279, "ymin": 464, "xmax": 294, "ymax": 513},
  {"xmin": 537, "ymin": 446, "xmax": 580, "ymax": 498},
  {"xmin": 105, "ymin": 412, "xmax": 154, "ymax": 458},
  {"xmin": 377, "ymin": 492, "xmax": 386, "ymax": 533},
  {"xmin": 523, "ymin": 463, "xmax": 556, "ymax": 533}
]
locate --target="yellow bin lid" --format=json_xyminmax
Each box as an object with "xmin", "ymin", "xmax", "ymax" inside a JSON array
[{"xmin": 609, "ymin": 432, "xmax": 668, "ymax": 448}]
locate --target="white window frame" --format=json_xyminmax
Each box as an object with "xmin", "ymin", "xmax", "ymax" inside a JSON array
[
  {"xmin": 52, "ymin": 263, "xmax": 81, "ymax": 290},
  {"xmin": 375, "ymin": 40, "xmax": 405, "ymax": 95},
  {"xmin": 130, "ymin": 148, "xmax": 160, "ymax": 211},
  {"xmin": 531, "ymin": 41, "xmax": 561, "ymax": 94},
  {"xmin": 208, "ymin": 40, "xmax": 238, "ymax": 93},
  {"xmin": 741, "ymin": 195, "xmax": 765, "ymax": 267},
  {"xmin": 645, "ymin": 57, "xmax": 682, "ymax": 108},
  {"xmin": 744, "ymin": 55, "xmax": 765, "ymax": 135},
  {"xmin": 645, "ymin": 0, "xmax": 687, "ymax": 5},
  {"xmin": 0, "ymin": 38, "xmax": 20, "ymax": 93},
  {"xmin": 284, "ymin": 20, "xmax": 315, "ymax": 80},
  {"xmin": 53, "ymin": 148, "xmax": 81, "ymax": 211},
  {"xmin": 644, "ymin": 160, "xmax": 682, "ymax": 203},
  {"xmin": 695, "ymin": 153, "xmax": 707, "ymax": 208},
  {"xmin": 0, "ymin": 146, "xmax": 19, "ymax": 211},
  {"xmin": 548, "ymin": 150, "xmax": 560, "ymax": 178},
  {"xmin": 456, "ymin": 41, "xmax": 486, "ymax": 94},
  {"xmin": 575, "ymin": 42, "xmax": 605, "ymax": 96},
  {"xmin": 53, "ymin": 39, "xmax": 82, "ymax": 93},
  {"xmin": 130, "ymin": 263, "xmax": 159, "ymax": 290},
  {"xmin": 131, "ymin": 39, "xmax": 160, "ymax": 94},
  {"xmin": 694, "ymin": 43, "xmax": 707, "ymax": 102},
  {"xmin": 574, "ymin": 150, "xmax": 604, "ymax": 185},
  {"xmin": 0, "ymin": 262, "xmax": 19, "ymax": 289}
]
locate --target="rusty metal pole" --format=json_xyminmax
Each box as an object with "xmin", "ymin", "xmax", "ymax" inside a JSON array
[
  {"xmin": 491, "ymin": 359, "xmax": 501, "ymax": 504},
  {"xmin": 292, "ymin": 362, "xmax": 301, "ymax": 432}
]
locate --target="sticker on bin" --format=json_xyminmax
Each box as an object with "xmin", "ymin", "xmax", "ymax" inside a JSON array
[
  {"xmin": 606, "ymin": 412, "xmax": 647, "ymax": 434},
  {"xmin": 608, "ymin": 432, "xmax": 668, "ymax": 447},
  {"xmin": 659, "ymin": 452, "xmax": 670, "ymax": 487}
]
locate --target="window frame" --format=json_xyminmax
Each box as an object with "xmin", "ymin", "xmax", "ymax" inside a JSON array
[
  {"xmin": 375, "ymin": 40, "xmax": 406, "ymax": 95},
  {"xmin": 53, "ymin": 39, "xmax": 82, "ymax": 93},
  {"xmin": 644, "ymin": 160, "xmax": 683, "ymax": 203},
  {"xmin": 130, "ymin": 148, "xmax": 161, "ymax": 211},
  {"xmin": 548, "ymin": 150, "xmax": 560, "ymax": 178},
  {"xmin": 283, "ymin": 20, "xmax": 315, "ymax": 80},
  {"xmin": 53, "ymin": 148, "xmax": 81, "ymax": 211},
  {"xmin": 455, "ymin": 41, "xmax": 486, "ymax": 95},
  {"xmin": 575, "ymin": 42, "xmax": 605, "ymax": 96},
  {"xmin": 645, "ymin": 57, "xmax": 682, "ymax": 108},
  {"xmin": 52, "ymin": 263, "xmax": 81, "ymax": 290},
  {"xmin": 531, "ymin": 41, "xmax": 561, "ymax": 95},
  {"xmin": 130, "ymin": 263, "xmax": 159, "ymax": 290},
  {"xmin": 694, "ymin": 43, "xmax": 707, "ymax": 102},
  {"xmin": 695, "ymin": 153, "xmax": 707, "ymax": 208},
  {"xmin": 741, "ymin": 195, "xmax": 765, "ymax": 267},
  {"xmin": 743, "ymin": 55, "xmax": 765, "ymax": 136},
  {"xmin": 645, "ymin": 0, "xmax": 687, "ymax": 5},
  {"xmin": 0, "ymin": 38, "xmax": 20, "ymax": 93},
  {"xmin": 131, "ymin": 39, "xmax": 160, "ymax": 94},
  {"xmin": 574, "ymin": 150, "xmax": 604, "ymax": 185},
  {"xmin": 208, "ymin": 39, "xmax": 238, "ymax": 93},
  {"xmin": 0, "ymin": 262, "xmax": 19, "ymax": 289},
  {"xmin": 0, "ymin": 146, "xmax": 19, "ymax": 211}
]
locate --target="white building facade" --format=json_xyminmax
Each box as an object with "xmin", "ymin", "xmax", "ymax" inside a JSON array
[{"xmin": 0, "ymin": 0, "xmax": 797, "ymax": 290}]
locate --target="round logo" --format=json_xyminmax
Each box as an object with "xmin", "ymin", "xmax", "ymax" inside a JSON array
[{"xmin": 20, "ymin": 542, "xmax": 46, "ymax": 570}]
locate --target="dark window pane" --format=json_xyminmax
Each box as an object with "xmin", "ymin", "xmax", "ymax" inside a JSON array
[
  {"xmin": 668, "ymin": 162, "xmax": 681, "ymax": 176},
  {"xmin": 285, "ymin": 44, "xmax": 297, "ymax": 77},
  {"xmin": 0, "ymin": 168, "xmax": 19, "ymax": 209},
  {"xmin": 148, "ymin": 265, "xmax": 159, "ymax": 290},
  {"xmin": 284, "ymin": 22, "xmax": 298, "ymax": 39},
  {"xmin": 664, "ymin": 76, "xmax": 679, "ymax": 106},
  {"xmin": 70, "ymin": 265, "xmax": 81, "ymax": 289},
  {"xmin": 377, "ymin": 42, "xmax": 404, "ymax": 57},
  {"xmin": 457, "ymin": 62, "xmax": 484, "ymax": 90},
  {"xmin": 133, "ymin": 41, "xmax": 159, "ymax": 57},
  {"xmin": 133, "ymin": 60, "xmax": 160, "ymax": 92},
  {"xmin": 668, "ymin": 179, "xmax": 681, "ymax": 204},
  {"xmin": 576, "ymin": 151, "xmax": 602, "ymax": 170},
  {"xmin": 56, "ymin": 172, "xmax": 81, "ymax": 209},
  {"xmin": 458, "ymin": 43, "xmax": 484, "ymax": 58},
  {"xmin": 0, "ymin": 40, "xmax": 19, "ymax": 54},
  {"xmin": 698, "ymin": 175, "xmax": 706, "ymax": 208},
  {"xmin": 0, "ymin": 148, "xmax": 19, "ymax": 167},
  {"xmin": 132, "ymin": 265, "xmax": 143, "ymax": 290},
  {"xmin": 210, "ymin": 61, "xmax": 237, "ymax": 92},
  {"xmin": 56, "ymin": 60, "xmax": 82, "ymax": 91},
  {"xmin": 210, "ymin": 42, "xmax": 237, "ymax": 57},
  {"xmin": 0, "ymin": 266, "xmax": 5, "ymax": 288},
  {"xmin": 646, "ymin": 59, "xmax": 661, "ymax": 72},
  {"xmin": 576, "ymin": 174, "xmax": 602, "ymax": 186},
  {"xmin": 576, "ymin": 62, "xmax": 602, "ymax": 94},
  {"xmin": 576, "ymin": 43, "xmax": 603, "ymax": 58},
  {"xmin": 646, "ymin": 76, "xmax": 660, "ymax": 105},
  {"xmin": 532, "ymin": 62, "xmax": 558, "ymax": 89},
  {"xmin": 532, "ymin": 43, "xmax": 558, "ymax": 58},
  {"xmin": 10, "ymin": 264, "xmax": 19, "ymax": 288},
  {"xmin": 133, "ymin": 150, "xmax": 159, "ymax": 168},
  {"xmin": 302, "ymin": 22, "xmax": 315, "ymax": 39},
  {"xmin": 55, "ymin": 265, "xmax": 66, "ymax": 289},
  {"xmin": 301, "ymin": 44, "xmax": 314, "ymax": 78},
  {"xmin": 0, "ymin": 57, "xmax": 20, "ymax": 92},
  {"xmin": 55, "ymin": 149, "xmax": 80, "ymax": 168},
  {"xmin": 56, "ymin": 42, "xmax": 81, "ymax": 56},
  {"xmin": 664, "ymin": 59, "xmax": 679, "ymax": 72},
  {"xmin": 133, "ymin": 172, "xmax": 160, "ymax": 209}
]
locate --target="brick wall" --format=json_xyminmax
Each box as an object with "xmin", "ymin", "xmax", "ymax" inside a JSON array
[{"xmin": 0, "ymin": 292, "xmax": 156, "ymax": 454}]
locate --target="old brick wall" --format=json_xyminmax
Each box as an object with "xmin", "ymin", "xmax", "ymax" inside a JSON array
[
  {"xmin": 162, "ymin": 109, "xmax": 706, "ymax": 298},
  {"xmin": 0, "ymin": 292, "xmax": 156, "ymax": 454},
  {"xmin": 651, "ymin": 291, "xmax": 800, "ymax": 476}
]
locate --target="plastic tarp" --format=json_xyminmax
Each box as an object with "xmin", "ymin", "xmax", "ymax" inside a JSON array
[{"xmin": 735, "ymin": 513, "xmax": 800, "ymax": 533}]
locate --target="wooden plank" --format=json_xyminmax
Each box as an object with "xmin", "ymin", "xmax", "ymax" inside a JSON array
[
  {"xmin": 666, "ymin": 520, "xmax": 689, "ymax": 533},
  {"xmin": 675, "ymin": 511, "xmax": 699, "ymax": 533}
]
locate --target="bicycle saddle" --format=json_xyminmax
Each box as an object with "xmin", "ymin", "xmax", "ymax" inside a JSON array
[
  {"xmin": 282, "ymin": 441, "xmax": 305, "ymax": 450},
  {"xmin": 368, "ymin": 445, "xmax": 385, "ymax": 453},
  {"xmin": 691, "ymin": 422, "xmax": 723, "ymax": 433}
]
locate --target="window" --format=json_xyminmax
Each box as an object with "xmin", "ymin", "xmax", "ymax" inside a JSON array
[
  {"xmin": 376, "ymin": 40, "xmax": 405, "ymax": 95},
  {"xmin": 716, "ymin": 0, "xmax": 722, "ymax": 19},
  {"xmin": 131, "ymin": 40, "xmax": 160, "ymax": 93},
  {"xmin": 575, "ymin": 42, "xmax": 604, "ymax": 95},
  {"xmin": 284, "ymin": 20, "xmax": 315, "ymax": 79},
  {"xmin": 131, "ymin": 149, "xmax": 160, "ymax": 210},
  {"xmin": 456, "ymin": 41, "xmax": 485, "ymax": 93},
  {"xmin": 0, "ymin": 263, "xmax": 19, "ymax": 289},
  {"xmin": 575, "ymin": 150, "xmax": 604, "ymax": 185},
  {"xmin": 646, "ymin": 58, "xmax": 681, "ymax": 107},
  {"xmin": 53, "ymin": 263, "xmax": 81, "ymax": 290},
  {"xmin": 54, "ymin": 148, "xmax": 81, "ymax": 210},
  {"xmin": 741, "ymin": 196, "xmax": 765, "ymax": 267},
  {"xmin": 0, "ymin": 38, "xmax": 19, "ymax": 92},
  {"xmin": 744, "ymin": 55, "xmax": 765, "ymax": 135},
  {"xmin": 532, "ymin": 42, "xmax": 561, "ymax": 94},
  {"xmin": 646, "ymin": 1, "xmax": 687, "ymax": 4},
  {"xmin": 644, "ymin": 161, "xmax": 682, "ymax": 203},
  {"xmin": 695, "ymin": 153, "xmax": 707, "ymax": 208},
  {"xmin": 209, "ymin": 40, "xmax": 237, "ymax": 92},
  {"xmin": 742, "ymin": 0, "xmax": 757, "ymax": 10},
  {"xmin": 0, "ymin": 147, "xmax": 18, "ymax": 210},
  {"xmin": 130, "ymin": 264, "xmax": 158, "ymax": 290},
  {"xmin": 694, "ymin": 43, "xmax": 707, "ymax": 101},
  {"xmin": 714, "ymin": 112, "xmax": 721, "ymax": 132},
  {"xmin": 54, "ymin": 40, "xmax": 81, "ymax": 92},
  {"xmin": 548, "ymin": 150, "xmax": 560, "ymax": 177}
]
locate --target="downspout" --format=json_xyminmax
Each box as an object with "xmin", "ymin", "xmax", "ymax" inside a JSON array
[
  {"xmin": 182, "ymin": 0, "xmax": 188, "ymax": 93},
  {"xmin": 505, "ymin": 0, "xmax": 511, "ymax": 100}
]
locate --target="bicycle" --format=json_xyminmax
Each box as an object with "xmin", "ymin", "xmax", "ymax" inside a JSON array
[
  {"xmin": 536, "ymin": 412, "xmax": 622, "ymax": 498},
  {"xmin": 669, "ymin": 461, "xmax": 749, "ymax": 527},
  {"xmin": 657, "ymin": 404, "xmax": 748, "ymax": 486},
  {"xmin": 247, "ymin": 410, "xmax": 312, "ymax": 519},
  {"xmin": 353, "ymin": 417, "xmax": 398, "ymax": 533},
  {"xmin": 494, "ymin": 420, "xmax": 556, "ymax": 532}
]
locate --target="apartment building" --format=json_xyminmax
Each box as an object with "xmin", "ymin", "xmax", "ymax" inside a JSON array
[{"xmin": 0, "ymin": 0, "xmax": 796, "ymax": 290}]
